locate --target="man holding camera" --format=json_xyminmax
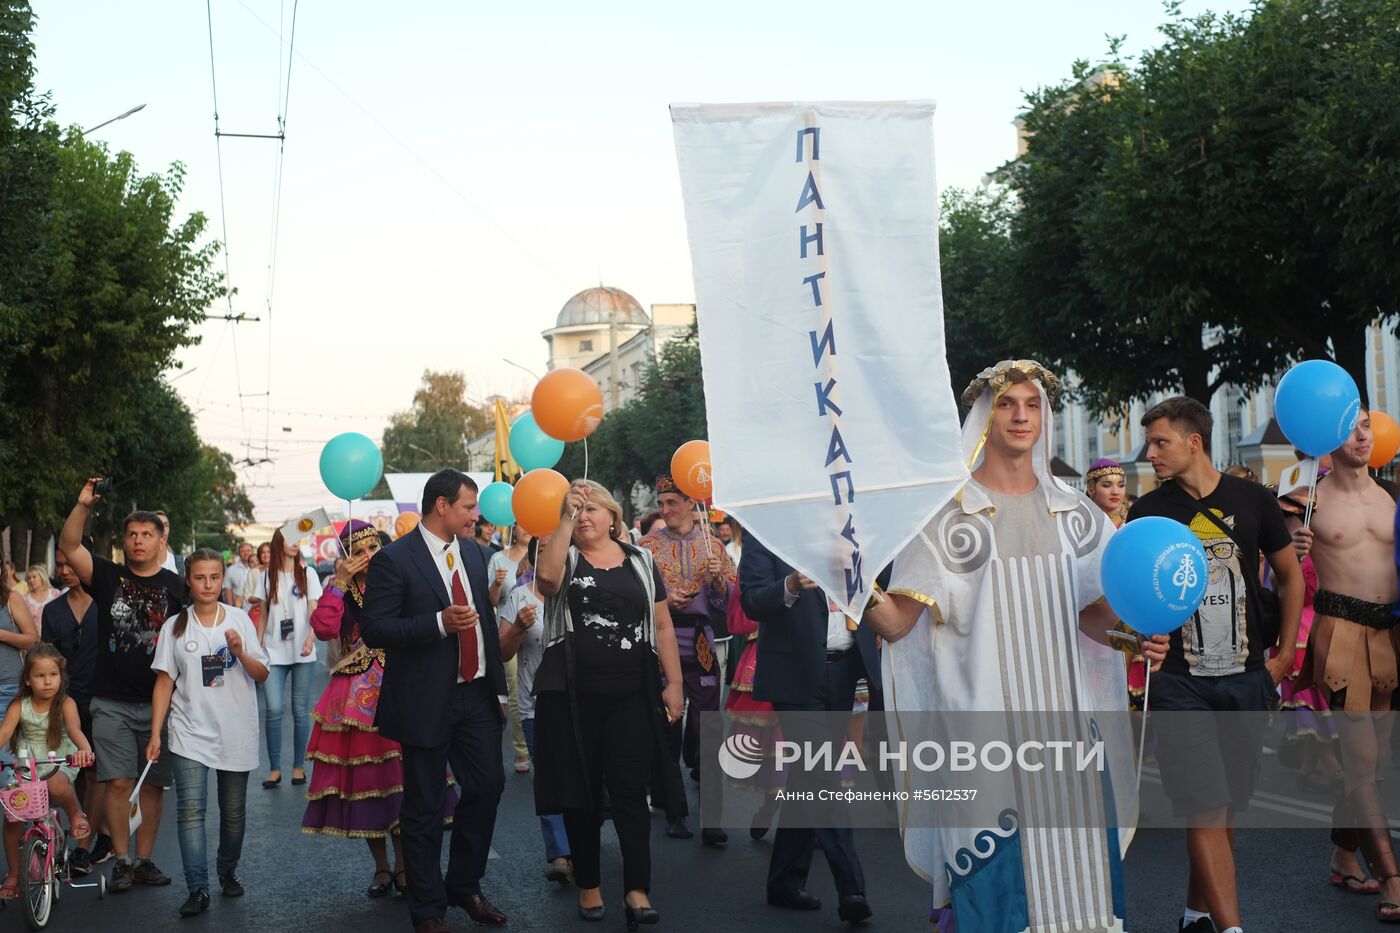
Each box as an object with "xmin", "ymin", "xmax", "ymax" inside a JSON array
[{"xmin": 59, "ymin": 479, "xmax": 186, "ymax": 893}]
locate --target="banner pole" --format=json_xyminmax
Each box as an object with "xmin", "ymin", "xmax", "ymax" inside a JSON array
[
  {"xmin": 1301, "ymin": 458, "xmax": 1321, "ymax": 528},
  {"xmin": 1135, "ymin": 664, "xmax": 1152, "ymax": 794}
]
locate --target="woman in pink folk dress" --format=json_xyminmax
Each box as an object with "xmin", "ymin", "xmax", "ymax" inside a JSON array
[{"xmin": 300, "ymin": 521, "xmax": 455, "ymax": 898}]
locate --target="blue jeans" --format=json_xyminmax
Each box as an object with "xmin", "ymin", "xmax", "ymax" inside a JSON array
[
  {"xmin": 170, "ymin": 752, "xmax": 249, "ymax": 894},
  {"xmin": 263, "ymin": 662, "xmax": 313, "ymax": 772},
  {"xmin": 521, "ymin": 717, "xmax": 570, "ymax": 861}
]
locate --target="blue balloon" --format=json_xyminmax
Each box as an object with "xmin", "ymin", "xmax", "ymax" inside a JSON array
[
  {"xmin": 1275, "ymin": 359, "xmax": 1361, "ymax": 457},
  {"xmin": 509, "ymin": 412, "xmax": 565, "ymax": 472},
  {"xmin": 319, "ymin": 432, "xmax": 384, "ymax": 501},
  {"xmin": 479, "ymin": 481, "xmax": 516, "ymax": 527},
  {"xmin": 1102, "ymin": 517, "xmax": 1209, "ymax": 636}
]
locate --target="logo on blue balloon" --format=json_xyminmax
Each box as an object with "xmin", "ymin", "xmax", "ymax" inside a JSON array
[
  {"xmin": 1275, "ymin": 359, "xmax": 1362, "ymax": 458},
  {"xmin": 1104, "ymin": 517, "xmax": 1209, "ymax": 637}
]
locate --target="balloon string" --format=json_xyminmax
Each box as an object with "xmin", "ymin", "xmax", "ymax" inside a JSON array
[
  {"xmin": 583, "ymin": 437, "xmax": 589, "ymax": 483},
  {"xmin": 696, "ymin": 502, "xmax": 712, "ymax": 558}
]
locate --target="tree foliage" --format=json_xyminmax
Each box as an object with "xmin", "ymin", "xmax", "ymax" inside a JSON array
[
  {"xmin": 85, "ymin": 383, "xmax": 253, "ymax": 555},
  {"xmin": 1000, "ymin": 0, "xmax": 1400, "ymax": 411},
  {"xmin": 0, "ymin": 2, "xmax": 245, "ymax": 562},
  {"xmin": 372, "ymin": 370, "xmax": 493, "ymax": 496},
  {"xmin": 938, "ymin": 186, "xmax": 1021, "ymax": 397}
]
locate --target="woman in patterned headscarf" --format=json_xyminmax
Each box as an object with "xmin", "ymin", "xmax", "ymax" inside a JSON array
[{"xmin": 301, "ymin": 521, "xmax": 455, "ymax": 898}]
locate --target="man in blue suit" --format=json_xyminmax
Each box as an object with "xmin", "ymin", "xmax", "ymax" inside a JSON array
[
  {"xmin": 362, "ymin": 469, "xmax": 509, "ymax": 933},
  {"xmin": 740, "ymin": 533, "xmax": 881, "ymax": 926}
]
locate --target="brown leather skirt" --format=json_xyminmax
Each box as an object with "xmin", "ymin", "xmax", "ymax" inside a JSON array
[{"xmin": 1301, "ymin": 592, "xmax": 1400, "ymax": 712}]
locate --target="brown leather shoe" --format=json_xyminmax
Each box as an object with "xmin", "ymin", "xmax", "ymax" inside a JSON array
[
  {"xmin": 414, "ymin": 918, "xmax": 450, "ymax": 933},
  {"xmin": 450, "ymin": 892, "xmax": 507, "ymax": 925}
]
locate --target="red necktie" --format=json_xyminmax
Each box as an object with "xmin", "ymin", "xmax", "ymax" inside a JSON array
[{"xmin": 450, "ymin": 561, "xmax": 477, "ymax": 681}]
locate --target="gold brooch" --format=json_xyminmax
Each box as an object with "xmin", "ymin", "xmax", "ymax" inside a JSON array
[{"xmin": 446, "ymin": 552, "xmax": 455, "ymax": 570}]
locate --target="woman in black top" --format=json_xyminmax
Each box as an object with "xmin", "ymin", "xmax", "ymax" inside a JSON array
[{"xmin": 534, "ymin": 480, "xmax": 684, "ymax": 930}]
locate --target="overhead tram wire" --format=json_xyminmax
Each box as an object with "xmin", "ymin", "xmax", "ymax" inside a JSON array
[
  {"xmin": 261, "ymin": 0, "xmax": 299, "ymax": 474},
  {"xmin": 205, "ymin": 0, "xmax": 252, "ymax": 460},
  {"xmin": 205, "ymin": 0, "xmax": 301, "ymax": 470},
  {"xmin": 231, "ymin": 0, "xmax": 569, "ymax": 289}
]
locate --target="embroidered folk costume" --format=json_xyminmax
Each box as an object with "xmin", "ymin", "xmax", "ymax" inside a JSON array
[
  {"xmin": 883, "ymin": 360, "xmax": 1134, "ymax": 933},
  {"xmin": 301, "ymin": 521, "xmax": 454, "ymax": 838},
  {"xmin": 639, "ymin": 475, "xmax": 736, "ymax": 724}
]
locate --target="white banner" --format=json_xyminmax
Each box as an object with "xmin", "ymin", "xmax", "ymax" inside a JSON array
[{"xmin": 671, "ymin": 100, "xmax": 968, "ymax": 617}]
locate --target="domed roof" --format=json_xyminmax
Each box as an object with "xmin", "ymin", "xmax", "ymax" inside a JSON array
[{"xmin": 555, "ymin": 286, "xmax": 649, "ymax": 328}]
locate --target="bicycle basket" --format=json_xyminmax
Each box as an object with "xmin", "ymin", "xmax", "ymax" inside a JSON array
[{"xmin": 0, "ymin": 779, "xmax": 48, "ymax": 821}]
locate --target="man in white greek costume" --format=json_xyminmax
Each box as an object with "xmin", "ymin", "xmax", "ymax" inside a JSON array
[{"xmin": 864, "ymin": 359, "xmax": 1138, "ymax": 933}]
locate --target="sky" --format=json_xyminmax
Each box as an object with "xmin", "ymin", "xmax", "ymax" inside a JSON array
[{"xmin": 31, "ymin": 0, "xmax": 1252, "ymax": 523}]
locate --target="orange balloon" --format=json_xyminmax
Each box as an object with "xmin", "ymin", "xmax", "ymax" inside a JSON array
[
  {"xmin": 394, "ymin": 512, "xmax": 421, "ymax": 539},
  {"xmin": 532, "ymin": 368, "xmax": 604, "ymax": 442},
  {"xmin": 512, "ymin": 468, "xmax": 570, "ymax": 537},
  {"xmin": 671, "ymin": 440, "xmax": 713, "ymax": 500},
  {"xmin": 1369, "ymin": 410, "xmax": 1400, "ymax": 468}
]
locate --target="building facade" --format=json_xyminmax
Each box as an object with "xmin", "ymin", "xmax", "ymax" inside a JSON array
[{"xmin": 1053, "ymin": 322, "xmax": 1400, "ymax": 491}]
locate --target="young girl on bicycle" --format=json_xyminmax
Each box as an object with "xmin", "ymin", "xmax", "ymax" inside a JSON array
[
  {"xmin": 0, "ymin": 644, "xmax": 95, "ymax": 899},
  {"xmin": 147, "ymin": 549, "xmax": 268, "ymax": 918}
]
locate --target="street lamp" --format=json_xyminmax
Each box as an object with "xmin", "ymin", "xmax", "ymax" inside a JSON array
[
  {"xmin": 82, "ymin": 103, "xmax": 147, "ymax": 136},
  {"xmin": 407, "ymin": 443, "xmax": 437, "ymax": 468},
  {"xmin": 503, "ymin": 358, "xmax": 541, "ymax": 380}
]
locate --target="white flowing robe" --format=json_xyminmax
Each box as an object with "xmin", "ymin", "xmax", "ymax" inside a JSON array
[{"xmin": 881, "ymin": 381, "xmax": 1135, "ymax": 933}]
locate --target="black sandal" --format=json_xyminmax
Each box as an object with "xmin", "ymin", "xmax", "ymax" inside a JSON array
[
  {"xmin": 393, "ymin": 869, "xmax": 407, "ymax": 896},
  {"xmin": 1379, "ymin": 875, "xmax": 1400, "ymax": 923},
  {"xmin": 367, "ymin": 869, "xmax": 393, "ymax": 898}
]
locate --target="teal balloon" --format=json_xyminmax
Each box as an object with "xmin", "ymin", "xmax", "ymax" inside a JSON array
[
  {"xmin": 509, "ymin": 412, "xmax": 565, "ymax": 472},
  {"xmin": 479, "ymin": 481, "xmax": 516, "ymax": 526},
  {"xmin": 319, "ymin": 432, "xmax": 383, "ymax": 500}
]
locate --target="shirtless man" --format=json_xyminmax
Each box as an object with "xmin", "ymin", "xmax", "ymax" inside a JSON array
[{"xmin": 1291, "ymin": 408, "xmax": 1400, "ymax": 920}]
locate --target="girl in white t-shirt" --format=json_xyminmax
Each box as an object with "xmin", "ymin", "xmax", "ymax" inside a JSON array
[
  {"xmin": 148, "ymin": 549, "xmax": 268, "ymax": 919},
  {"xmin": 249, "ymin": 531, "xmax": 321, "ymax": 788}
]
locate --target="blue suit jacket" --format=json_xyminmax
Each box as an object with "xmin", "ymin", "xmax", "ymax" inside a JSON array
[
  {"xmin": 739, "ymin": 534, "xmax": 884, "ymax": 708},
  {"xmin": 361, "ymin": 529, "xmax": 507, "ymax": 747}
]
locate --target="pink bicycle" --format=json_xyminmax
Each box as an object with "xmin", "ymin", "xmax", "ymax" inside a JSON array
[{"xmin": 0, "ymin": 753, "xmax": 105, "ymax": 929}]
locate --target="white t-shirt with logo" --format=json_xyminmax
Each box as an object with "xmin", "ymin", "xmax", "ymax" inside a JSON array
[
  {"xmin": 252, "ymin": 569, "xmax": 323, "ymax": 666},
  {"xmin": 151, "ymin": 603, "xmax": 267, "ymax": 772}
]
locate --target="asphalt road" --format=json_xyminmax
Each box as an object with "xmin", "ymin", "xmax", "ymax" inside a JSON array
[{"xmin": 7, "ymin": 658, "xmax": 1385, "ymax": 932}]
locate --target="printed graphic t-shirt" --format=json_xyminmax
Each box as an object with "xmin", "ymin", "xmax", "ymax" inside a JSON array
[
  {"xmin": 1127, "ymin": 473, "xmax": 1291, "ymax": 677},
  {"xmin": 88, "ymin": 553, "xmax": 187, "ymax": 703}
]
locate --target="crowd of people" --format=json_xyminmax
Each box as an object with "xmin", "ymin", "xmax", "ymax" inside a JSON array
[{"xmin": 2, "ymin": 357, "xmax": 1399, "ymax": 933}]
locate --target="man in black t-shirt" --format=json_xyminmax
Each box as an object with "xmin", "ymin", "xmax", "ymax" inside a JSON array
[
  {"xmin": 1127, "ymin": 397, "xmax": 1303, "ymax": 933},
  {"xmin": 59, "ymin": 479, "xmax": 185, "ymax": 894}
]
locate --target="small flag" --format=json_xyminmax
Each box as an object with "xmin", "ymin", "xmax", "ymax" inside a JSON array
[
  {"xmin": 1278, "ymin": 459, "xmax": 1318, "ymax": 498},
  {"xmin": 128, "ymin": 758, "xmax": 154, "ymax": 836},
  {"xmin": 280, "ymin": 508, "xmax": 333, "ymax": 545}
]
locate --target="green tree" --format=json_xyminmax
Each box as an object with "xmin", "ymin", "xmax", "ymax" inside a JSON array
[
  {"xmin": 0, "ymin": 3, "xmax": 235, "ymax": 564},
  {"xmin": 85, "ymin": 382, "xmax": 252, "ymax": 556},
  {"xmin": 188, "ymin": 446, "xmax": 257, "ymax": 554},
  {"xmin": 1001, "ymin": 0, "xmax": 1400, "ymax": 411},
  {"xmin": 372, "ymin": 370, "xmax": 492, "ymax": 496},
  {"xmin": 1235, "ymin": 0, "xmax": 1400, "ymax": 395},
  {"xmin": 938, "ymin": 186, "xmax": 1021, "ymax": 398}
]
